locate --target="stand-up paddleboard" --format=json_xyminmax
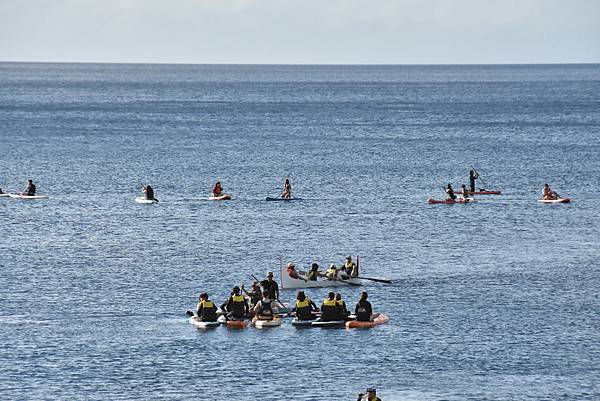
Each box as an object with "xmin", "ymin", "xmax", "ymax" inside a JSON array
[
  {"xmin": 9, "ymin": 193, "xmax": 48, "ymax": 200},
  {"xmin": 208, "ymin": 194, "xmax": 232, "ymax": 201},
  {"xmin": 135, "ymin": 196, "xmax": 158, "ymax": 204},
  {"xmin": 252, "ymin": 317, "xmax": 283, "ymax": 328},
  {"xmin": 291, "ymin": 318, "xmax": 316, "ymax": 327},
  {"xmin": 538, "ymin": 198, "xmax": 571, "ymax": 204},
  {"xmin": 427, "ymin": 197, "xmax": 474, "ymax": 204},
  {"xmin": 345, "ymin": 313, "xmax": 390, "ymax": 329},
  {"xmin": 265, "ymin": 197, "xmax": 302, "ymax": 201},
  {"xmin": 188, "ymin": 316, "xmax": 221, "ymax": 329},
  {"xmin": 311, "ymin": 319, "xmax": 346, "ymax": 328}
]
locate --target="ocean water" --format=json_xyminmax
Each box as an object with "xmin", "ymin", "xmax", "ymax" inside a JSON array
[{"xmin": 0, "ymin": 63, "xmax": 599, "ymax": 400}]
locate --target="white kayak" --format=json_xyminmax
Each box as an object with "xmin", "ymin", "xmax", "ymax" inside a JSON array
[
  {"xmin": 252, "ymin": 317, "xmax": 283, "ymax": 328},
  {"xmin": 538, "ymin": 198, "xmax": 571, "ymax": 204},
  {"xmin": 311, "ymin": 319, "xmax": 346, "ymax": 328},
  {"xmin": 8, "ymin": 193, "xmax": 48, "ymax": 200},
  {"xmin": 189, "ymin": 316, "xmax": 221, "ymax": 329},
  {"xmin": 280, "ymin": 267, "xmax": 362, "ymax": 289},
  {"xmin": 135, "ymin": 196, "xmax": 158, "ymax": 204}
]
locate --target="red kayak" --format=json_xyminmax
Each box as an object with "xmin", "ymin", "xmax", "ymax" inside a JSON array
[
  {"xmin": 456, "ymin": 190, "xmax": 501, "ymax": 195},
  {"xmin": 427, "ymin": 198, "xmax": 474, "ymax": 204}
]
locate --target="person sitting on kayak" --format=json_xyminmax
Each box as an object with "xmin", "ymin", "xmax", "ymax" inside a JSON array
[
  {"xmin": 224, "ymin": 286, "xmax": 249, "ymax": 320},
  {"xmin": 543, "ymin": 183, "xmax": 559, "ymax": 200},
  {"xmin": 281, "ymin": 178, "xmax": 292, "ymax": 199},
  {"xmin": 445, "ymin": 183, "xmax": 457, "ymax": 201},
  {"xmin": 469, "ymin": 169, "xmax": 479, "ymax": 192},
  {"xmin": 292, "ymin": 291, "xmax": 319, "ymax": 320},
  {"xmin": 320, "ymin": 292, "xmax": 340, "ymax": 322},
  {"xmin": 325, "ymin": 264, "xmax": 339, "ymax": 280},
  {"xmin": 335, "ymin": 292, "xmax": 350, "ymax": 320},
  {"xmin": 355, "ymin": 291, "xmax": 373, "ymax": 322},
  {"xmin": 196, "ymin": 293, "xmax": 218, "ymax": 322},
  {"xmin": 260, "ymin": 271, "xmax": 280, "ymax": 301},
  {"xmin": 286, "ymin": 262, "xmax": 307, "ymax": 282},
  {"xmin": 460, "ymin": 184, "xmax": 470, "ymax": 201},
  {"xmin": 143, "ymin": 184, "xmax": 157, "ymax": 201},
  {"xmin": 21, "ymin": 179, "xmax": 36, "ymax": 196},
  {"xmin": 241, "ymin": 282, "xmax": 262, "ymax": 306},
  {"xmin": 253, "ymin": 291, "xmax": 278, "ymax": 320},
  {"xmin": 357, "ymin": 387, "xmax": 381, "ymax": 401},
  {"xmin": 212, "ymin": 181, "xmax": 223, "ymax": 197},
  {"xmin": 307, "ymin": 263, "xmax": 320, "ymax": 281}
]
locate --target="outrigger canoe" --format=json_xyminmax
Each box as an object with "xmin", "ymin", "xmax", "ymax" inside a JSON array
[
  {"xmin": 135, "ymin": 196, "xmax": 158, "ymax": 204},
  {"xmin": 538, "ymin": 198, "xmax": 571, "ymax": 204},
  {"xmin": 280, "ymin": 268, "xmax": 362, "ymax": 289},
  {"xmin": 345, "ymin": 313, "xmax": 390, "ymax": 329},
  {"xmin": 188, "ymin": 316, "xmax": 221, "ymax": 329},
  {"xmin": 427, "ymin": 198, "xmax": 474, "ymax": 204},
  {"xmin": 208, "ymin": 194, "xmax": 232, "ymax": 201},
  {"xmin": 456, "ymin": 190, "xmax": 501, "ymax": 195},
  {"xmin": 252, "ymin": 317, "xmax": 283, "ymax": 328},
  {"xmin": 9, "ymin": 193, "xmax": 48, "ymax": 200}
]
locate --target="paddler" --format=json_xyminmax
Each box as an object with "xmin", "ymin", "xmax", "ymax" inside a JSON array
[
  {"xmin": 320, "ymin": 292, "xmax": 340, "ymax": 322},
  {"xmin": 241, "ymin": 282, "xmax": 262, "ymax": 305},
  {"xmin": 20, "ymin": 179, "xmax": 36, "ymax": 196},
  {"xmin": 460, "ymin": 184, "xmax": 470, "ymax": 201},
  {"xmin": 224, "ymin": 286, "xmax": 249, "ymax": 320},
  {"xmin": 469, "ymin": 169, "xmax": 479, "ymax": 192},
  {"xmin": 253, "ymin": 290, "xmax": 278, "ymax": 320},
  {"xmin": 445, "ymin": 183, "xmax": 457, "ymax": 201},
  {"xmin": 341, "ymin": 256, "xmax": 356, "ymax": 278},
  {"xmin": 211, "ymin": 181, "xmax": 223, "ymax": 197},
  {"xmin": 307, "ymin": 263, "xmax": 320, "ymax": 281},
  {"xmin": 325, "ymin": 264, "xmax": 339, "ymax": 280},
  {"xmin": 286, "ymin": 262, "xmax": 307, "ymax": 282},
  {"xmin": 354, "ymin": 291, "xmax": 373, "ymax": 322},
  {"xmin": 335, "ymin": 292, "xmax": 350, "ymax": 320},
  {"xmin": 543, "ymin": 183, "xmax": 559, "ymax": 200},
  {"xmin": 260, "ymin": 271, "xmax": 280, "ymax": 301},
  {"xmin": 143, "ymin": 184, "xmax": 157, "ymax": 201},
  {"xmin": 281, "ymin": 178, "xmax": 292, "ymax": 199},
  {"xmin": 196, "ymin": 293, "xmax": 218, "ymax": 322},
  {"xmin": 357, "ymin": 387, "xmax": 382, "ymax": 401},
  {"xmin": 292, "ymin": 291, "xmax": 319, "ymax": 320}
]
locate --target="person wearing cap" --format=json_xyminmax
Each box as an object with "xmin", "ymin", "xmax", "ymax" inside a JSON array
[
  {"xmin": 357, "ymin": 388, "xmax": 381, "ymax": 401},
  {"xmin": 260, "ymin": 272, "xmax": 279, "ymax": 301},
  {"xmin": 325, "ymin": 264, "xmax": 339, "ymax": 280},
  {"xmin": 292, "ymin": 291, "xmax": 319, "ymax": 320},
  {"xmin": 253, "ymin": 290, "xmax": 279, "ymax": 320},
  {"xmin": 196, "ymin": 293, "xmax": 218, "ymax": 322},
  {"xmin": 241, "ymin": 282, "xmax": 262, "ymax": 305},
  {"xmin": 306, "ymin": 263, "xmax": 320, "ymax": 281},
  {"xmin": 320, "ymin": 292, "xmax": 340, "ymax": 321},
  {"xmin": 224, "ymin": 286, "xmax": 249, "ymax": 320},
  {"xmin": 286, "ymin": 262, "xmax": 307, "ymax": 282}
]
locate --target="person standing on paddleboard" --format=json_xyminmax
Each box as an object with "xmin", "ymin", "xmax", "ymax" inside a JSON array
[
  {"xmin": 143, "ymin": 185, "xmax": 157, "ymax": 201},
  {"xmin": 21, "ymin": 179, "xmax": 36, "ymax": 196},
  {"xmin": 260, "ymin": 271, "xmax": 279, "ymax": 301},
  {"xmin": 281, "ymin": 178, "xmax": 292, "ymax": 199},
  {"xmin": 469, "ymin": 169, "xmax": 479, "ymax": 192}
]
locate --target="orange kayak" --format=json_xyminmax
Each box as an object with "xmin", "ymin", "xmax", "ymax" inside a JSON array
[
  {"xmin": 226, "ymin": 319, "xmax": 249, "ymax": 328},
  {"xmin": 345, "ymin": 313, "xmax": 389, "ymax": 329}
]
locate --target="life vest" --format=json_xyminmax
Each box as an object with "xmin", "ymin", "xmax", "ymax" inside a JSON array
[
  {"xmin": 323, "ymin": 298, "xmax": 337, "ymax": 307},
  {"xmin": 307, "ymin": 270, "xmax": 318, "ymax": 281},
  {"xmin": 197, "ymin": 300, "xmax": 217, "ymax": 321},
  {"xmin": 258, "ymin": 299, "xmax": 274, "ymax": 317},
  {"xmin": 336, "ymin": 299, "xmax": 346, "ymax": 308},
  {"xmin": 344, "ymin": 261, "xmax": 355, "ymax": 271},
  {"xmin": 229, "ymin": 294, "xmax": 246, "ymax": 317},
  {"xmin": 295, "ymin": 298, "xmax": 314, "ymax": 320},
  {"xmin": 325, "ymin": 268, "xmax": 337, "ymax": 278},
  {"xmin": 321, "ymin": 298, "xmax": 338, "ymax": 321}
]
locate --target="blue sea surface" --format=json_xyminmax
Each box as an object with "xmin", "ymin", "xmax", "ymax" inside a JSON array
[{"xmin": 1, "ymin": 63, "xmax": 599, "ymax": 400}]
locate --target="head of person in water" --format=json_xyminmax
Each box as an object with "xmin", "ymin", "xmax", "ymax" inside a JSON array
[
  {"xmin": 328, "ymin": 292, "xmax": 335, "ymax": 300},
  {"xmin": 360, "ymin": 291, "xmax": 368, "ymax": 301},
  {"xmin": 297, "ymin": 291, "xmax": 306, "ymax": 301},
  {"xmin": 232, "ymin": 286, "xmax": 241, "ymax": 295}
]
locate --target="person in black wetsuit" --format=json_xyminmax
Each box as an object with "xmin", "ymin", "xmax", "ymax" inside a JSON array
[
  {"xmin": 355, "ymin": 291, "xmax": 373, "ymax": 322},
  {"xmin": 21, "ymin": 179, "xmax": 36, "ymax": 196},
  {"xmin": 469, "ymin": 170, "xmax": 479, "ymax": 192},
  {"xmin": 196, "ymin": 293, "xmax": 218, "ymax": 322},
  {"xmin": 224, "ymin": 286, "xmax": 249, "ymax": 320},
  {"xmin": 445, "ymin": 183, "xmax": 457, "ymax": 201},
  {"xmin": 143, "ymin": 185, "xmax": 157, "ymax": 201},
  {"xmin": 260, "ymin": 271, "xmax": 279, "ymax": 301}
]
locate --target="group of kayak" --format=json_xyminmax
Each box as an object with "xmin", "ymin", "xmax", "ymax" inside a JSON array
[
  {"xmin": 427, "ymin": 169, "xmax": 570, "ymax": 204},
  {"xmin": 0, "ymin": 179, "xmax": 48, "ymax": 199},
  {"xmin": 187, "ymin": 271, "xmax": 389, "ymax": 330}
]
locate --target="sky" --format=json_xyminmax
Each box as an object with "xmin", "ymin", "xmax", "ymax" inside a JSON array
[{"xmin": 0, "ymin": 0, "xmax": 599, "ymax": 64}]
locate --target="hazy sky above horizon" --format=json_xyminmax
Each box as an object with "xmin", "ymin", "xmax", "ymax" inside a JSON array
[{"xmin": 1, "ymin": 0, "xmax": 598, "ymax": 64}]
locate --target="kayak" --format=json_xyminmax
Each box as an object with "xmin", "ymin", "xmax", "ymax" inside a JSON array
[
  {"xmin": 135, "ymin": 196, "xmax": 158, "ymax": 204},
  {"xmin": 538, "ymin": 198, "xmax": 571, "ymax": 204},
  {"xmin": 345, "ymin": 313, "xmax": 390, "ymax": 329},
  {"xmin": 252, "ymin": 317, "xmax": 283, "ymax": 328},
  {"xmin": 427, "ymin": 197, "xmax": 474, "ymax": 204},
  {"xmin": 311, "ymin": 319, "xmax": 346, "ymax": 328},
  {"xmin": 280, "ymin": 266, "xmax": 362, "ymax": 289},
  {"xmin": 8, "ymin": 193, "xmax": 48, "ymax": 200},
  {"xmin": 291, "ymin": 318, "xmax": 317, "ymax": 327},
  {"xmin": 188, "ymin": 316, "xmax": 221, "ymax": 329},
  {"xmin": 208, "ymin": 194, "xmax": 232, "ymax": 201},
  {"xmin": 225, "ymin": 319, "xmax": 250, "ymax": 328},
  {"xmin": 456, "ymin": 190, "xmax": 501, "ymax": 195},
  {"xmin": 265, "ymin": 197, "xmax": 302, "ymax": 201}
]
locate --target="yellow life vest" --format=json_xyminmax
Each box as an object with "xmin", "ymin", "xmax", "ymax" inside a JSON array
[
  {"xmin": 231, "ymin": 295, "xmax": 245, "ymax": 303},
  {"xmin": 336, "ymin": 299, "xmax": 346, "ymax": 307},
  {"xmin": 344, "ymin": 261, "xmax": 355, "ymax": 270},
  {"xmin": 296, "ymin": 299, "xmax": 310, "ymax": 308},
  {"xmin": 323, "ymin": 298, "xmax": 337, "ymax": 307},
  {"xmin": 200, "ymin": 300, "xmax": 214, "ymax": 308}
]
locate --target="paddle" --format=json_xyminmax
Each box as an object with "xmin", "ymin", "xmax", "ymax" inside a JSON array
[
  {"xmin": 471, "ymin": 166, "xmax": 487, "ymax": 190},
  {"xmin": 356, "ymin": 276, "xmax": 392, "ymax": 284},
  {"xmin": 185, "ymin": 310, "xmax": 195, "ymax": 316}
]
